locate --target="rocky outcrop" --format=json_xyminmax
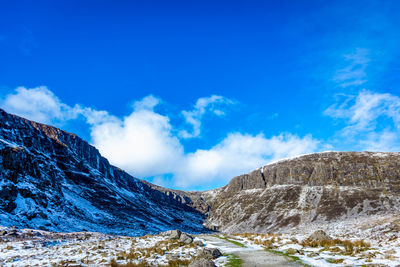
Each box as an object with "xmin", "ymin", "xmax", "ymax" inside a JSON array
[
  {"xmin": 1, "ymin": 108, "xmax": 400, "ymax": 235},
  {"xmin": 0, "ymin": 108, "xmax": 207, "ymax": 235},
  {"xmin": 204, "ymin": 152, "xmax": 400, "ymax": 233},
  {"xmin": 197, "ymin": 248, "xmax": 223, "ymax": 259},
  {"xmin": 224, "ymin": 152, "xmax": 400, "ymax": 192}
]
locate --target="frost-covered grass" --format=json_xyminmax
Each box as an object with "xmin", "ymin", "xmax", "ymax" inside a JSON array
[
  {"xmin": 231, "ymin": 231, "xmax": 400, "ymax": 267},
  {"xmin": 2, "ymin": 215, "xmax": 400, "ymax": 267},
  {"xmin": 0, "ymin": 229, "xmax": 205, "ymax": 266}
]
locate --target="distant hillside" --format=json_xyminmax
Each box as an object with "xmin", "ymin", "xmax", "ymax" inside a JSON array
[{"xmin": 203, "ymin": 151, "xmax": 400, "ymax": 233}]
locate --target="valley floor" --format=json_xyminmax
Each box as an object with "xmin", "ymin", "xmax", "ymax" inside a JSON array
[
  {"xmin": 198, "ymin": 234, "xmax": 300, "ymax": 267},
  {"xmin": 0, "ymin": 219, "xmax": 399, "ymax": 267}
]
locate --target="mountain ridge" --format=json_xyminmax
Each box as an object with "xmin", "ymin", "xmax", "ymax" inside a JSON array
[
  {"xmin": 0, "ymin": 108, "xmax": 207, "ymax": 235},
  {"xmin": 0, "ymin": 108, "xmax": 399, "ymax": 236},
  {"xmin": 202, "ymin": 151, "xmax": 400, "ymax": 232}
]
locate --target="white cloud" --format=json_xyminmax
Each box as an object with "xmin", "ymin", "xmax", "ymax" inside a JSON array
[
  {"xmin": 1, "ymin": 86, "xmax": 80, "ymax": 124},
  {"xmin": 179, "ymin": 95, "xmax": 234, "ymax": 138},
  {"xmin": 325, "ymin": 90, "xmax": 400, "ymax": 151},
  {"xmin": 89, "ymin": 96, "xmax": 184, "ymax": 177},
  {"xmin": 359, "ymin": 129, "xmax": 399, "ymax": 152},
  {"xmin": 0, "ymin": 86, "xmax": 119, "ymax": 126},
  {"xmin": 175, "ymin": 133, "xmax": 320, "ymax": 187},
  {"xmin": 333, "ymin": 48, "xmax": 370, "ymax": 88},
  {"xmin": 1, "ymin": 86, "xmax": 322, "ymax": 189}
]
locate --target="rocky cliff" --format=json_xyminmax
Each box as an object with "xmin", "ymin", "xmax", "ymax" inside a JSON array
[
  {"xmin": 203, "ymin": 152, "xmax": 400, "ymax": 233},
  {"xmin": 0, "ymin": 108, "xmax": 206, "ymax": 235},
  {"xmin": 1, "ymin": 108, "xmax": 399, "ymax": 235}
]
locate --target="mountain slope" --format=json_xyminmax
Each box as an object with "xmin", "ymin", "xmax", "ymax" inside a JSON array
[
  {"xmin": 0, "ymin": 108, "xmax": 206, "ymax": 235},
  {"xmin": 203, "ymin": 152, "xmax": 400, "ymax": 233},
  {"xmin": 1, "ymin": 108, "xmax": 400, "ymax": 236}
]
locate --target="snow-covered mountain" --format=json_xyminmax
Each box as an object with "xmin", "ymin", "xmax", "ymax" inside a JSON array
[
  {"xmin": 1, "ymin": 108, "xmax": 400, "ymax": 237},
  {"xmin": 0, "ymin": 108, "xmax": 206, "ymax": 235},
  {"xmin": 203, "ymin": 151, "xmax": 400, "ymax": 233}
]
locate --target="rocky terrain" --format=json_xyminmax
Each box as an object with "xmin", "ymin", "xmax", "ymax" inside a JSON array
[
  {"xmin": 0, "ymin": 108, "xmax": 206, "ymax": 235},
  {"xmin": 1, "ymin": 224, "xmax": 399, "ymax": 266},
  {"xmin": 1, "ymin": 108, "xmax": 400, "ymax": 243},
  {"xmin": 1, "ymin": 109, "xmax": 400, "ymax": 266},
  {"xmin": 0, "ymin": 226, "xmax": 221, "ymax": 266},
  {"xmin": 203, "ymin": 151, "xmax": 400, "ymax": 233}
]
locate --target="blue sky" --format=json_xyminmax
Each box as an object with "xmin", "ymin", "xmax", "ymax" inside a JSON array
[{"xmin": 1, "ymin": 0, "xmax": 400, "ymax": 190}]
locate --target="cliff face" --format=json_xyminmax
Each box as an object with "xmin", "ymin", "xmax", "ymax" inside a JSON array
[
  {"xmin": 204, "ymin": 152, "xmax": 400, "ymax": 233},
  {"xmin": 0, "ymin": 109, "xmax": 206, "ymax": 235},
  {"xmin": 1, "ymin": 108, "xmax": 399, "ymax": 235}
]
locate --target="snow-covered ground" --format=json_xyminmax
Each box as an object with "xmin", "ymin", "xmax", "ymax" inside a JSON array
[
  {"xmin": 0, "ymin": 227, "xmax": 206, "ymax": 266},
  {"xmin": 232, "ymin": 233, "xmax": 400, "ymax": 266},
  {"xmin": 229, "ymin": 214, "xmax": 400, "ymax": 267},
  {"xmin": 1, "ymin": 213, "xmax": 399, "ymax": 267}
]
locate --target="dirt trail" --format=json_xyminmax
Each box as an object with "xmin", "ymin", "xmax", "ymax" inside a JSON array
[{"xmin": 198, "ymin": 235, "xmax": 301, "ymax": 267}]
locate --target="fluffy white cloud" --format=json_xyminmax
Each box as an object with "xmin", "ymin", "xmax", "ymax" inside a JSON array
[
  {"xmin": 325, "ymin": 90, "xmax": 400, "ymax": 151},
  {"xmin": 89, "ymin": 96, "xmax": 184, "ymax": 177},
  {"xmin": 0, "ymin": 86, "xmax": 119, "ymax": 126},
  {"xmin": 179, "ymin": 95, "xmax": 234, "ymax": 138},
  {"xmin": 1, "ymin": 86, "xmax": 322, "ymax": 189},
  {"xmin": 175, "ymin": 133, "xmax": 320, "ymax": 187},
  {"xmin": 1, "ymin": 86, "xmax": 80, "ymax": 124}
]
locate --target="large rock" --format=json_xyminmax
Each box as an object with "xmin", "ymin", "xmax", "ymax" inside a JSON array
[
  {"xmin": 307, "ymin": 230, "xmax": 332, "ymax": 242},
  {"xmin": 163, "ymin": 229, "xmax": 182, "ymax": 239},
  {"xmin": 197, "ymin": 248, "xmax": 222, "ymax": 259},
  {"xmin": 179, "ymin": 232, "xmax": 193, "ymax": 243},
  {"xmin": 189, "ymin": 258, "xmax": 216, "ymax": 267},
  {"xmin": 169, "ymin": 229, "xmax": 181, "ymax": 239}
]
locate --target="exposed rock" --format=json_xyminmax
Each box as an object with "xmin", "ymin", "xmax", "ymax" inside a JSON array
[
  {"xmin": 193, "ymin": 240, "xmax": 204, "ymax": 246},
  {"xmin": 0, "ymin": 108, "xmax": 207, "ymax": 235},
  {"xmin": 179, "ymin": 232, "xmax": 193, "ymax": 243},
  {"xmin": 189, "ymin": 258, "xmax": 216, "ymax": 267},
  {"xmin": 203, "ymin": 151, "xmax": 400, "ymax": 233},
  {"xmin": 197, "ymin": 248, "xmax": 222, "ymax": 259},
  {"xmin": 307, "ymin": 230, "xmax": 332, "ymax": 242},
  {"xmin": 1, "ymin": 107, "xmax": 400, "ymax": 236},
  {"xmin": 168, "ymin": 230, "xmax": 181, "ymax": 240}
]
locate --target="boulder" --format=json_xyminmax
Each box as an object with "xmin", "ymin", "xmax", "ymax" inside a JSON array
[
  {"xmin": 307, "ymin": 230, "xmax": 332, "ymax": 242},
  {"xmin": 189, "ymin": 258, "xmax": 216, "ymax": 267},
  {"xmin": 197, "ymin": 248, "xmax": 222, "ymax": 259},
  {"xmin": 168, "ymin": 229, "xmax": 182, "ymax": 240},
  {"xmin": 179, "ymin": 233, "xmax": 193, "ymax": 244},
  {"xmin": 193, "ymin": 240, "xmax": 204, "ymax": 246}
]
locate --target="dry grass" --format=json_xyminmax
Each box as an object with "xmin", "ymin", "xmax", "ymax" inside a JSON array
[
  {"xmin": 301, "ymin": 238, "xmax": 370, "ymax": 255},
  {"xmin": 167, "ymin": 258, "xmax": 191, "ymax": 266},
  {"xmin": 110, "ymin": 237, "xmax": 199, "ymax": 265},
  {"xmin": 110, "ymin": 258, "xmax": 149, "ymax": 267}
]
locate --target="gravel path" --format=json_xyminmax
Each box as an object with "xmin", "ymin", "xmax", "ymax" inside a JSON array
[{"xmin": 198, "ymin": 235, "xmax": 301, "ymax": 267}]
